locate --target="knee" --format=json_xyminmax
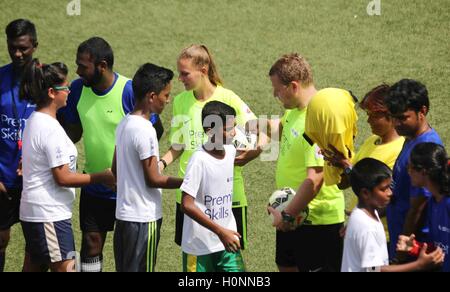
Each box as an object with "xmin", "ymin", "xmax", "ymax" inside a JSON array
[{"xmin": 82, "ymin": 233, "xmax": 104, "ymax": 256}]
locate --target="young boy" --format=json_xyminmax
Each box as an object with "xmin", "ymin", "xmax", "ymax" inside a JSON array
[
  {"xmin": 180, "ymin": 101, "xmax": 245, "ymax": 272},
  {"xmin": 112, "ymin": 63, "xmax": 183, "ymax": 272},
  {"xmin": 341, "ymin": 158, "xmax": 444, "ymax": 272}
]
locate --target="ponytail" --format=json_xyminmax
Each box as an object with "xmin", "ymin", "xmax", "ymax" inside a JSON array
[
  {"xmin": 20, "ymin": 58, "xmax": 68, "ymax": 107},
  {"xmin": 178, "ymin": 44, "xmax": 223, "ymax": 86},
  {"xmin": 444, "ymin": 159, "xmax": 450, "ymax": 196}
]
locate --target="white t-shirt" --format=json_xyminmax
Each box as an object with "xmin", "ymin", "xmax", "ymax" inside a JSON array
[
  {"xmin": 180, "ymin": 144, "xmax": 237, "ymax": 256},
  {"xmin": 115, "ymin": 114, "xmax": 162, "ymax": 223},
  {"xmin": 341, "ymin": 208, "xmax": 389, "ymax": 272},
  {"xmin": 20, "ymin": 112, "xmax": 77, "ymax": 222}
]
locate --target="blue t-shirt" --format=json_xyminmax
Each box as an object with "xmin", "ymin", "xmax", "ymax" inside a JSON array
[
  {"xmin": 0, "ymin": 64, "xmax": 36, "ymax": 190},
  {"xmin": 61, "ymin": 73, "xmax": 159, "ymax": 199},
  {"xmin": 426, "ymin": 196, "xmax": 450, "ymax": 272},
  {"xmin": 386, "ymin": 128, "xmax": 442, "ymax": 258}
]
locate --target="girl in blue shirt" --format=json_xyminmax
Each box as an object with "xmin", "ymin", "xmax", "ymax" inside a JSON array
[{"xmin": 398, "ymin": 142, "xmax": 450, "ymax": 272}]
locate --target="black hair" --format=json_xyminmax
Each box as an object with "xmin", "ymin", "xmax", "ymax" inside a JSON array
[
  {"xmin": 132, "ymin": 63, "xmax": 174, "ymax": 101},
  {"xmin": 410, "ymin": 143, "xmax": 450, "ymax": 197},
  {"xmin": 20, "ymin": 59, "xmax": 68, "ymax": 108},
  {"xmin": 5, "ymin": 19, "xmax": 37, "ymax": 45},
  {"xmin": 77, "ymin": 37, "xmax": 114, "ymax": 69},
  {"xmin": 385, "ymin": 79, "xmax": 429, "ymax": 115},
  {"xmin": 201, "ymin": 101, "xmax": 236, "ymax": 133},
  {"xmin": 350, "ymin": 158, "xmax": 392, "ymax": 198}
]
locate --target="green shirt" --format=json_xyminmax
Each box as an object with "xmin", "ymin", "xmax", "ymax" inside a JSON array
[
  {"xmin": 77, "ymin": 74, "xmax": 129, "ymax": 174},
  {"xmin": 276, "ymin": 108, "xmax": 345, "ymax": 225},
  {"xmin": 170, "ymin": 86, "xmax": 256, "ymax": 207}
]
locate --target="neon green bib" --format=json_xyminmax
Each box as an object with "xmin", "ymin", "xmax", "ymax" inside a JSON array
[
  {"xmin": 77, "ymin": 74, "xmax": 129, "ymax": 174},
  {"xmin": 276, "ymin": 108, "xmax": 345, "ymax": 225},
  {"xmin": 170, "ymin": 86, "xmax": 257, "ymax": 207}
]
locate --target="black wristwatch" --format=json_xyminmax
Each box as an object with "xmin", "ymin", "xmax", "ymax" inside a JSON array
[
  {"xmin": 281, "ymin": 210, "xmax": 295, "ymax": 224},
  {"xmin": 344, "ymin": 166, "xmax": 353, "ymax": 176},
  {"xmin": 159, "ymin": 159, "xmax": 168, "ymax": 169}
]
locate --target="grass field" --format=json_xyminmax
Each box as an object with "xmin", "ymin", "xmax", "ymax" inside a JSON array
[{"xmin": 1, "ymin": 0, "xmax": 449, "ymax": 272}]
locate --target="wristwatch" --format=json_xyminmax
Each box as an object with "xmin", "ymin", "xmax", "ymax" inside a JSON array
[
  {"xmin": 159, "ymin": 159, "xmax": 168, "ymax": 169},
  {"xmin": 281, "ymin": 210, "xmax": 295, "ymax": 224},
  {"xmin": 344, "ymin": 166, "xmax": 353, "ymax": 176}
]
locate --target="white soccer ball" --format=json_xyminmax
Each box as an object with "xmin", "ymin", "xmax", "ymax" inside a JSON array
[
  {"xmin": 268, "ymin": 187, "xmax": 309, "ymax": 227},
  {"xmin": 232, "ymin": 125, "xmax": 257, "ymax": 151}
]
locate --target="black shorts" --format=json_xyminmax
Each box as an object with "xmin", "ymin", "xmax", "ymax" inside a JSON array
[
  {"xmin": 114, "ymin": 219, "xmax": 162, "ymax": 272},
  {"xmin": 0, "ymin": 188, "xmax": 21, "ymax": 231},
  {"xmin": 276, "ymin": 223, "xmax": 344, "ymax": 272},
  {"xmin": 175, "ymin": 203, "xmax": 248, "ymax": 250},
  {"xmin": 79, "ymin": 190, "xmax": 116, "ymax": 233}
]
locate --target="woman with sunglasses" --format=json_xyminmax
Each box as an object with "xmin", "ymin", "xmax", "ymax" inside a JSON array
[{"xmin": 19, "ymin": 59, "xmax": 115, "ymax": 272}]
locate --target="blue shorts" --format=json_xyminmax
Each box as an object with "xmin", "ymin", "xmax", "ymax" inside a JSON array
[{"xmin": 21, "ymin": 220, "xmax": 76, "ymax": 264}]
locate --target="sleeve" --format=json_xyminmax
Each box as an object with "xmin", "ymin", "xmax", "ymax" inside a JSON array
[
  {"xmin": 359, "ymin": 230, "xmax": 387, "ymax": 269},
  {"xmin": 150, "ymin": 114, "xmax": 158, "ymax": 124},
  {"xmin": 121, "ymin": 80, "xmax": 135, "ymax": 115},
  {"xmin": 304, "ymin": 142, "xmax": 325, "ymax": 168},
  {"xmin": 229, "ymin": 94, "xmax": 257, "ymax": 126},
  {"xmin": 61, "ymin": 79, "xmax": 83, "ymax": 125},
  {"xmin": 44, "ymin": 129, "xmax": 71, "ymax": 168},
  {"xmin": 180, "ymin": 155, "xmax": 203, "ymax": 199},
  {"xmin": 134, "ymin": 127, "xmax": 158, "ymax": 161}
]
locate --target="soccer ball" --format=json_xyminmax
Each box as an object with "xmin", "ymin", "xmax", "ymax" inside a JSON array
[
  {"xmin": 232, "ymin": 125, "xmax": 257, "ymax": 151},
  {"xmin": 268, "ymin": 187, "xmax": 309, "ymax": 227}
]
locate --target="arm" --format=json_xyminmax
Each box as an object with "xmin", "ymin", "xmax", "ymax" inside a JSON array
[
  {"xmin": 234, "ymin": 118, "xmax": 281, "ymax": 166},
  {"xmin": 380, "ymin": 244, "xmax": 444, "ymax": 272},
  {"xmin": 142, "ymin": 156, "xmax": 183, "ymax": 189},
  {"xmin": 112, "ymin": 148, "xmax": 117, "ymax": 178},
  {"xmin": 0, "ymin": 181, "xmax": 7, "ymax": 194},
  {"xmin": 51, "ymin": 164, "xmax": 114, "ymax": 188},
  {"xmin": 402, "ymin": 196, "xmax": 428, "ymax": 236},
  {"xmin": 269, "ymin": 167, "xmax": 324, "ymax": 232},
  {"xmin": 159, "ymin": 145, "xmax": 184, "ymax": 172},
  {"xmin": 255, "ymin": 117, "xmax": 282, "ymax": 143},
  {"xmin": 285, "ymin": 167, "xmax": 324, "ymax": 215},
  {"xmin": 181, "ymin": 192, "xmax": 241, "ymax": 252}
]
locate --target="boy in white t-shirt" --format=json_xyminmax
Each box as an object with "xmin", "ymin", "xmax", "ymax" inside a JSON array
[
  {"xmin": 180, "ymin": 101, "xmax": 245, "ymax": 272},
  {"xmin": 342, "ymin": 158, "xmax": 444, "ymax": 272},
  {"xmin": 112, "ymin": 63, "xmax": 183, "ymax": 272}
]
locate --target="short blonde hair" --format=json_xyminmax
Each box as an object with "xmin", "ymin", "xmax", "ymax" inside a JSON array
[{"xmin": 269, "ymin": 53, "xmax": 313, "ymax": 86}]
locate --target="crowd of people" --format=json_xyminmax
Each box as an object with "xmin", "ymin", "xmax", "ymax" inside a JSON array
[{"xmin": 0, "ymin": 19, "xmax": 448, "ymax": 272}]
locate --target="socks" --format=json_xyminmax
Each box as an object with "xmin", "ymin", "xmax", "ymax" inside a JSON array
[
  {"xmin": 0, "ymin": 252, "xmax": 5, "ymax": 272},
  {"xmin": 81, "ymin": 255, "xmax": 103, "ymax": 272}
]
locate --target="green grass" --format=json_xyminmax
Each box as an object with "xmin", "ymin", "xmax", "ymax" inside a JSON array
[{"xmin": 1, "ymin": 0, "xmax": 449, "ymax": 272}]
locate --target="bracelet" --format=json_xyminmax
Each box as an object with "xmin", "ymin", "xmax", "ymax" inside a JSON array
[{"xmin": 159, "ymin": 159, "xmax": 168, "ymax": 169}]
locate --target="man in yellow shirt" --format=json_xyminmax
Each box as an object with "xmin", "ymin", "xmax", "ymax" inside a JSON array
[{"xmin": 266, "ymin": 53, "xmax": 345, "ymax": 272}]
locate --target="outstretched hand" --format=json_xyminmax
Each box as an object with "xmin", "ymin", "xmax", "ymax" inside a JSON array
[{"xmin": 234, "ymin": 148, "xmax": 261, "ymax": 167}]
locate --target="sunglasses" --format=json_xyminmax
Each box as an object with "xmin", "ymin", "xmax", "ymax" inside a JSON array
[{"xmin": 52, "ymin": 86, "xmax": 71, "ymax": 93}]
